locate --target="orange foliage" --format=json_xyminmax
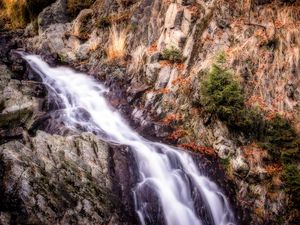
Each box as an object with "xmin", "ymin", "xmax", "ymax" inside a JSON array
[
  {"xmin": 186, "ymin": 4, "xmax": 200, "ymax": 18},
  {"xmin": 246, "ymin": 95, "xmax": 268, "ymax": 109},
  {"xmin": 265, "ymin": 164, "xmax": 283, "ymax": 175},
  {"xmin": 159, "ymin": 60, "xmax": 173, "ymax": 67},
  {"xmin": 175, "ymin": 63, "xmax": 185, "ymax": 71},
  {"xmin": 274, "ymin": 19, "xmax": 285, "ymax": 29},
  {"xmin": 254, "ymin": 29, "xmax": 268, "ymax": 47},
  {"xmin": 171, "ymin": 76, "xmax": 191, "ymax": 86},
  {"xmin": 147, "ymin": 88, "xmax": 171, "ymax": 95},
  {"xmin": 148, "ymin": 44, "xmax": 158, "ymax": 54},
  {"xmin": 241, "ymin": 143, "xmax": 264, "ymax": 159},
  {"xmin": 190, "ymin": 107, "xmax": 199, "ymax": 116},
  {"xmin": 161, "ymin": 113, "xmax": 181, "ymax": 125},
  {"xmin": 179, "ymin": 143, "xmax": 215, "ymax": 156},
  {"xmin": 168, "ymin": 129, "xmax": 187, "ymax": 140}
]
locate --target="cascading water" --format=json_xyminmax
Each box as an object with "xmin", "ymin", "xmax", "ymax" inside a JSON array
[{"xmin": 23, "ymin": 54, "xmax": 237, "ymax": 225}]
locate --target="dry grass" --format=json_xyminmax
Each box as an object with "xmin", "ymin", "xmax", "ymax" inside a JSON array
[
  {"xmin": 214, "ymin": 1, "xmax": 300, "ymax": 119},
  {"xmin": 106, "ymin": 25, "xmax": 127, "ymax": 60},
  {"xmin": 87, "ymin": 31, "xmax": 101, "ymax": 52},
  {"xmin": 128, "ymin": 45, "xmax": 146, "ymax": 72},
  {"xmin": 0, "ymin": 0, "xmax": 54, "ymax": 28}
]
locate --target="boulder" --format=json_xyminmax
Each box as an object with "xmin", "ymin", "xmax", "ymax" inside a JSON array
[{"xmin": 38, "ymin": 0, "xmax": 68, "ymax": 33}]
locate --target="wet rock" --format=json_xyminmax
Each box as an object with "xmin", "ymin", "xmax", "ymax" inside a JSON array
[
  {"xmin": 76, "ymin": 44, "xmax": 91, "ymax": 60},
  {"xmin": 29, "ymin": 23, "xmax": 71, "ymax": 58},
  {"xmin": 0, "ymin": 65, "xmax": 40, "ymax": 129},
  {"xmin": 0, "ymin": 32, "xmax": 20, "ymax": 64}
]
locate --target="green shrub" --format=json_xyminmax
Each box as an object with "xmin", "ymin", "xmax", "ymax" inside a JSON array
[
  {"xmin": 200, "ymin": 64, "xmax": 244, "ymax": 118},
  {"xmin": 161, "ymin": 46, "xmax": 184, "ymax": 63},
  {"xmin": 220, "ymin": 157, "xmax": 230, "ymax": 172},
  {"xmin": 282, "ymin": 164, "xmax": 300, "ymax": 209},
  {"xmin": 260, "ymin": 116, "xmax": 300, "ymax": 162},
  {"xmin": 200, "ymin": 63, "xmax": 262, "ymax": 133}
]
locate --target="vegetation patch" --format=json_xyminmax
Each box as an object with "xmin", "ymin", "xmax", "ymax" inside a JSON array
[
  {"xmin": 161, "ymin": 46, "xmax": 184, "ymax": 63},
  {"xmin": 199, "ymin": 57, "xmax": 262, "ymax": 134},
  {"xmin": 106, "ymin": 25, "xmax": 127, "ymax": 60},
  {"xmin": 200, "ymin": 54, "xmax": 300, "ymax": 216},
  {"xmin": 0, "ymin": 0, "xmax": 54, "ymax": 28},
  {"xmin": 259, "ymin": 116, "xmax": 300, "ymax": 162}
]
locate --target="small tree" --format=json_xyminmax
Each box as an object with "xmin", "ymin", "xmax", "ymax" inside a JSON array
[
  {"xmin": 200, "ymin": 64, "xmax": 244, "ymax": 121},
  {"xmin": 199, "ymin": 60, "xmax": 262, "ymax": 133},
  {"xmin": 260, "ymin": 116, "xmax": 300, "ymax": 162}
]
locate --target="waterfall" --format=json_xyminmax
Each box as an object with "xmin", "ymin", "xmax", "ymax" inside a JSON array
[{"xmin": 23, "ymin": 54, "xmax": 237, "ymax": 225}]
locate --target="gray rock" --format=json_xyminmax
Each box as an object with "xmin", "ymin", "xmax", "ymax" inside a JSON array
[
  {"xmin": 0, "ymin": 131, "xmax": 115, "ymax": 225},
  {"xmin": 213, "ymin": 136, "xmax": 235, "ymax": 159},
  {"xmin": 231, "ymin": 150, "xmax": 250, "ymax": 179},
  {"xmin": 0, "ymin": 65, "xmax": 40, "ymax": 129},
  {"xmin": 155, "ymin": 66, "xmax": 171, "ymax": 89},
  {"xmin": 145, "ymin": 62, "xmax": 161, "ymax": 84},
  {"xmin": 38, "ymin": 0, "xmax": 68, "ymax": 33}
]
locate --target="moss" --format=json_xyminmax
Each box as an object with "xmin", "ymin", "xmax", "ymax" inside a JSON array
[
  {"xmin": 161, "ymin": 46, "xmax": 184, "ymax": 63},
  {"xmin": 57, "ymin": 53, "xmax": 68, "ymax": 63},
  {"xmin": 129, "ymin": 23, "xmax": 138, "ymax": 32},
  {"xmin": 220, "ymin": 157, "xmax": 230, "ymax": 172}
]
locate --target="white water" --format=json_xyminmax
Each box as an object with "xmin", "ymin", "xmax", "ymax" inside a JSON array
[{"xmin": 23, "ymin": 54, "xmax": 236, "ymax": 225}]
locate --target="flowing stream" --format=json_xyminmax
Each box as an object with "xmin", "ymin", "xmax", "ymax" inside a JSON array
[{"xmin": 23, "ymin": 54, "xmax": 237, "ymax": 225}]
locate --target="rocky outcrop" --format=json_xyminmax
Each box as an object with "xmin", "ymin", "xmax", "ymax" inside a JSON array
[
  {"xmin": 0, "ymin": 58, "xmax": 138, "ymax": 224},
  {"xmin": 2, "ymin": 0, "xmax": 300, "ymax": 224},
  {"xmin": 0, "ymin": 63, "xmax": 43, "ymax": 141},
  {"xmin": 38, "ymin": 0, "xmax": 68, "ymax": 33},
  {"xmin": 0, "ymin": 132, "xmax": 114, "ymax": 225}
]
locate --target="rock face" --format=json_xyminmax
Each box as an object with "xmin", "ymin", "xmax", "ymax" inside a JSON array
[
  {"xmin": 2, "ymin": 0, "xmax": 300, "ymax": 224},
  {"xmin": 0, "ymin": 60, "xmax": 138, "ymax": 224},
  {"xmin": 0, "ymin": 132, "xmax": 113, "ymax": 225}
]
